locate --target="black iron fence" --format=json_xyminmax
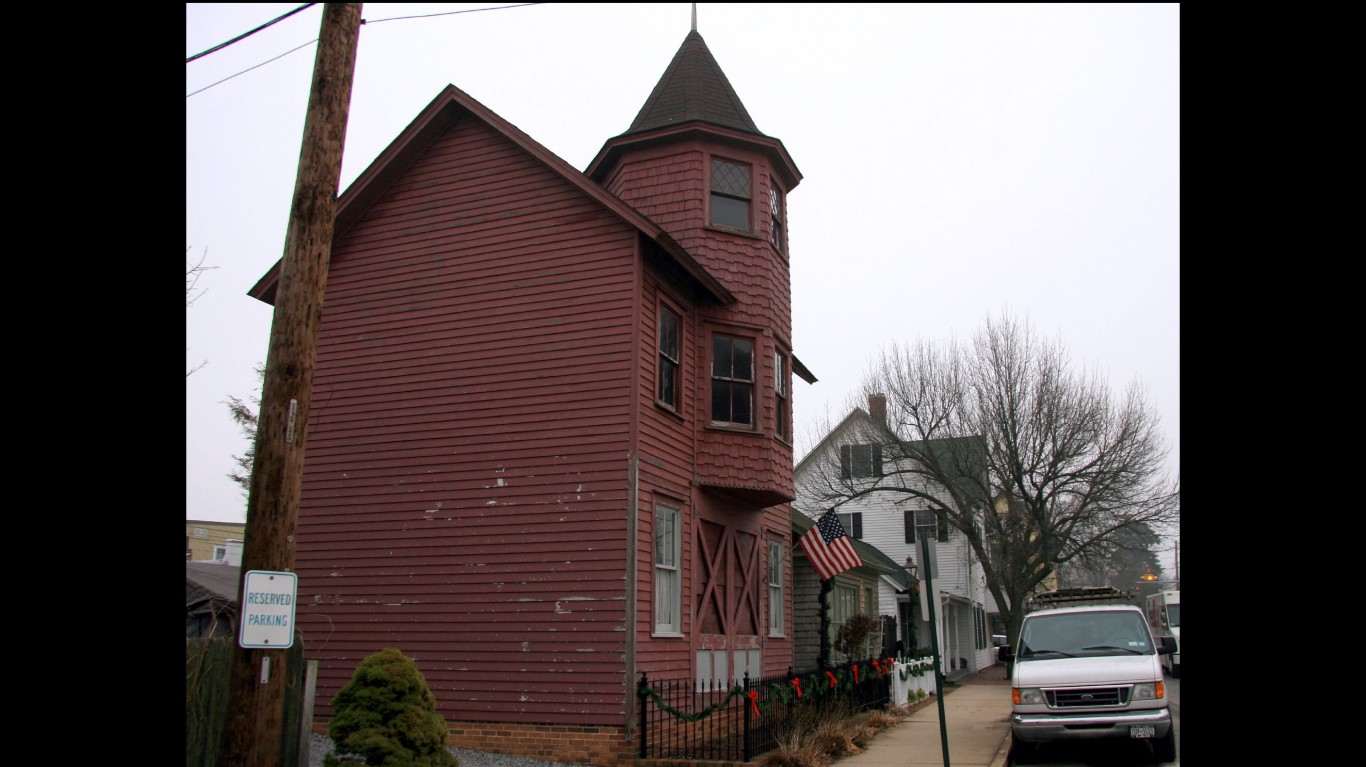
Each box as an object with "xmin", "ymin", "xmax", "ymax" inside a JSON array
[{"xmin": 637, "ymin": 657, "xmax": 893, "ymax": 761}]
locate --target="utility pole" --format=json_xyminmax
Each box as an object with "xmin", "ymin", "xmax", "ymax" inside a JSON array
[{"xmin": 219, "ymin": 5, "xmax": 362, "ymax": 767}]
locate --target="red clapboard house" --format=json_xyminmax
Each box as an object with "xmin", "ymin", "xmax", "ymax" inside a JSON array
[{"xmin": 249, "ymin": 27, "xmax": 810, "ymax": 765}]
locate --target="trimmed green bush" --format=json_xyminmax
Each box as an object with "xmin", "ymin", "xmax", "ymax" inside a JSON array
[{"xmin": 324, "ymin": 648, "xmax": 458, "ymax": 767}]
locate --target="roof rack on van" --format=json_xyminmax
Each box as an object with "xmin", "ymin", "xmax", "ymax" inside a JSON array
[{"xmin": 1027, "ymin": 586, "xmax": 1135, "ymax": 610}]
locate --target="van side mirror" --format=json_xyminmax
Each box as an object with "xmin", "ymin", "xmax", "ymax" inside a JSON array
[
  {"xmin": 998, "ymin": 646, "xmax": 1013, "ymax": 662},
  {"xmin": 1159, "ymin": 636, "xmax": 1176, "ymax": 655}
]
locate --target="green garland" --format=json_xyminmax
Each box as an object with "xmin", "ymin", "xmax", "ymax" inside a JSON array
[{"xmin": 639, "ymin": 659, "xmax": 898, "ymax": 722}]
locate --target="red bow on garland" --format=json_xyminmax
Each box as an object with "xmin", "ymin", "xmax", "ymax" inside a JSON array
[
  {"xmin": 791, "ymin": 677, "xmax": 802, "ymax": 698},
  {"xmin": 747, "ymin": 690, "xmax": 760, "ymax": 717},
  {"xmin": 853, "ymin": 664, "xmax": 860, "ymax": 684},
  {"xmin": 826, "ymin": 671, "xmax": 837, "ymax": 689}
]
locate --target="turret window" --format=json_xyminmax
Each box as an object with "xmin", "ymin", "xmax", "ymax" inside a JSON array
[
  {"xmin": 710, "ymin": 159, "xmax": 751, "ymax": 231},
  {"xmin": 769, "ymin": 186, "xmax": 784, "ymax": 252},
  {"xmin": 711, "ymin": 333, "xmax": 754, "ymax": 426}
]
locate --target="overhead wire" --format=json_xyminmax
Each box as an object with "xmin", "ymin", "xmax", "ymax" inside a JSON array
[{"xmin": 186, "ymin": 3, "xmax": 542, "ymax": 98}]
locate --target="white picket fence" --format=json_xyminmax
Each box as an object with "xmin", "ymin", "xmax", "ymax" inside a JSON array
[{"xmin": 891, "ymin": 658, "xmax": 936, "ymax": 705}]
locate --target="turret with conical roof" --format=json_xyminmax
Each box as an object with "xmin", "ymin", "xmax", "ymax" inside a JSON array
[{"xmin": 589, "ymin": 25, "xmax": 804, "ymax": 506}]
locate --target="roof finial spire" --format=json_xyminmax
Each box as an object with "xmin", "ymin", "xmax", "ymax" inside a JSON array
[{"xmin": 691, "ymin": 3, "xmax": 697, "ymax": 32}]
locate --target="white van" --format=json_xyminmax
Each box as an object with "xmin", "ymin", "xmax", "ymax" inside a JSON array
[{"xmin": 999, "ymin": 587, "xmax": 1178, "ymax": 763}]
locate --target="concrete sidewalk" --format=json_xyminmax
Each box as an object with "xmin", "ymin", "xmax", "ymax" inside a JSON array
[{"xmin": 835, "ymin": 668, "xmax": 1013, "ymax": 767}]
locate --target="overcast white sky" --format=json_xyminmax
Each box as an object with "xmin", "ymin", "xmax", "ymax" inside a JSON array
[{"xmin": 186, "ymin": 3, "xmax": 1180, "ymax": 574}]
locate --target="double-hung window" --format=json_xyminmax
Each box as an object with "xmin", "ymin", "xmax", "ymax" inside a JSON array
[
  {"xmin": 657, "ymin": 305, "xmax": 680, "ymax": 411},
  {"xmin": 711, "ymin": 334, "xmax": 753, "ymax": 426},
  {"xmin": 654, "ymin": 505, "xmax": 681, "ymax": 634},
  {"xmin": 710, "ymin": 159, "xmax": 751, "ymax": 230},
  {"xmin": 837, "ymin": 511, "xmax": 863, "ymax": 540},
  {"xmin": 905, "ymin": 509, "xmax": 950, "ymax": 543},
  {"xmin": 768, "ymin": 541, "xmax": 784, "ymax": 637}
]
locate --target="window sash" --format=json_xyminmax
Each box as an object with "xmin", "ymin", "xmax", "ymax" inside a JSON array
[
  {"xmin": 711, "ymin": 334, "xmax": 754, "ymax": 425},
  {"xmin": 905, "ymin": 509, "xmax": 950, "ymax": 543},
  {"xmin": 768, "ymin": 541, "xmax": 784, "ymax": 636},
  {"xmin": 774, "ymin": 352, "xmax": 789, "ymax": 440},
  {"xmin": 655, "ymin": 506, "xmax": 681, "ymax": 634},
  {"xmin": 657, "ymin": 306, "xmax": 680, "ymax": 409},
  {"xmin": 769, "ymin": 186, "xmax": 783, "ymax": 251},
  {"xmin": 838, "ymin": 512, "xmax": 863, "ymax": 540},
  {"xmin": 710, "ymin": 159, "xmax": 751, "ymax": 230},
  {"xmin": 839, "ymin": 444, "xmax": 882, "ymax": 478}
]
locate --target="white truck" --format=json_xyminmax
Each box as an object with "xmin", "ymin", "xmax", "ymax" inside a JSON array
[
  {"xmin": 999, "ymin": 587, "xmax": 1178, "ymax": 763},
  {"xmin": 1145, "ymin": 589, "xmax": 1180, "ymax": 678}
]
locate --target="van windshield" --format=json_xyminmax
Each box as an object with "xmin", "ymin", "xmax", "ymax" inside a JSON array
[{"xmin": 1018, "ymin": 611, "xmax": 1153, "ymax": 660}]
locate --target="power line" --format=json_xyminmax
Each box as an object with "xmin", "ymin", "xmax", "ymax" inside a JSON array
[
  {"xmin": 187, "ymin": 3, "xmax": 317, "ymax": 63},
  {"xmin": 186, "ymin": 3, "xmax": 542, "ymax": 99}
]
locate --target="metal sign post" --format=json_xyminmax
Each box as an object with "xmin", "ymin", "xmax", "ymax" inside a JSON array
[{"xmin": 920, "ymin": 528, "xmax": 951, "ymax": 767}]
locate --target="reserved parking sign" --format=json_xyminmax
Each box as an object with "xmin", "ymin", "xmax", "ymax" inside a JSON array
[{"xmin": 238, "ymin": 570, "xmax": 298, "ymax": 648}]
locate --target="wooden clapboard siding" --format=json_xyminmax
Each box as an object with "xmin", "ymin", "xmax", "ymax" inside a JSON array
[
  {"xmin": 294, "ymin": 113, "xmax": 641, "ymax": 724},
  {"xmin": 245, "ymin": 27, "xmax": 806, "ymax": 747}
]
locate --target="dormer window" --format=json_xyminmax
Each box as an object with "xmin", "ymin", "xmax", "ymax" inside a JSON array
[{"xmin": 710, "ymin": 159, "xmax": 751, "ymax": 231}]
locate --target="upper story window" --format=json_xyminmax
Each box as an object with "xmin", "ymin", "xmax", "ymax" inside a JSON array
[
  {"xmin": 710, "ymin": 159, "xmax": 751, "ymax": 231},
  {"xmin": 711, "ymin": 334, "xmax": 754, "ymax": 427},
  {"xmin": 657, "ymin": 305, "xmax": 681, "ymax": 411},
  {"xmin": 905, "ymin": 509, "xmax": 950, "ymax": 543},
  {"xmin": 840, "ymin": 444, "xmax": 882, "ymax": 479},
  {"xmin": 774, "ymin": 352, "xmax": 790, "ymax": 441},
  {"xmin": 769, "ymin": 186, "xmax": 784, "ymax": 252}
]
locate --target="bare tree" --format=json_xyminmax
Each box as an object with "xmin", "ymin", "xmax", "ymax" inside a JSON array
[
  {"xmin": 186, "ymin": 246, "xmax": 217, "ymax": 377},
  {"xmin": 796, "ymin": 311, "xmax": 1179, "ymax": 651}
]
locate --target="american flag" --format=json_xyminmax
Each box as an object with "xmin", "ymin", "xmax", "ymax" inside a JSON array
[{"xmin": 799, "ymin": 509, "xmax": 862, "ymax": 581}]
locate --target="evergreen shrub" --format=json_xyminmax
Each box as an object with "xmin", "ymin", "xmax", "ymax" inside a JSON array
[{"xmin": 324, "ymin": 648, "xmax": 458, "ymax": 767}]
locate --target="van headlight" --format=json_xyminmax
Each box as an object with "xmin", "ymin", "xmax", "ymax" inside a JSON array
[
  {"xmin": 1014, "ymin": 688, "xmax": 1045, "ymax": 705},
  {"xmin": 1131, "ymin": 683, "xmax": 1160, "ymax": 700}
]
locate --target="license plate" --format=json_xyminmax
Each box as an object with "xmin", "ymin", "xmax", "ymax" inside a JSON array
[{"xmin": 1130, "ymin": 725, "xmax": 1155, "ymax": 739}]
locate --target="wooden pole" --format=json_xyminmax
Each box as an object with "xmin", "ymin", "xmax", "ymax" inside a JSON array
[{"xmin": 218, "ymin": 6, "xmax": 362, "ymax": 767}]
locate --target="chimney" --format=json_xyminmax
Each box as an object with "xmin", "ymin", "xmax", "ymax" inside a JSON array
[{"xmin": 869, "ymin": 394, "xmax": 887, "ymax": 425}]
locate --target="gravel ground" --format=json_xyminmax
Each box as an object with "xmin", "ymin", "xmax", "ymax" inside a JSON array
[{"xmin": 305, "ymin": 734, "xmax": 594, "ymax": 767}]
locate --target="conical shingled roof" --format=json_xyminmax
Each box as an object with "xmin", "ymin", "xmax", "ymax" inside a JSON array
[{"xmin": 624, "ymin": 30, "xmax": 762, "ymax": 137}]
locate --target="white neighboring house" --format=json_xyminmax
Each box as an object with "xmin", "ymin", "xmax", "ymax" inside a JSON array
[{"xmin": 794, "ymin": 394, "xmax": 996, "ymax": 678}]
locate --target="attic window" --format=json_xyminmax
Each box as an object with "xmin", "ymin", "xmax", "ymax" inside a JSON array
[
  {"xmin": 710, "ymin": 159, "xmax": 751, "ymax": 230},
  {"xmin": 840, "ymin": 444, "xmax": 882, "ymax": 479}
]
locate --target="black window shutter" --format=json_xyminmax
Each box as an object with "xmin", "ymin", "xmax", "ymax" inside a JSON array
[
  {"xmin": 872, "ymin": 444, "xmax": 883, "ymax": 476},
  {"xmin": 852, "ymin": 513, "xmax": 863, "ymax": 539},
  {"xmin": 936, "ymin": 511, "xmax": 949, "ymax": 542},
  {"xmin": 839, "ymin": 445, "xmax": 851, "ymax": 479},
  {"xmin": 904, "ymin": 510, "xmax": 915, "ymax": 544}
]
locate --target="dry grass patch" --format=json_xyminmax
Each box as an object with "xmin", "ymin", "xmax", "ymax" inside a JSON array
[{"xmin": 760, "ymin": 702, "xmax": 910, "ymax": 767}]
